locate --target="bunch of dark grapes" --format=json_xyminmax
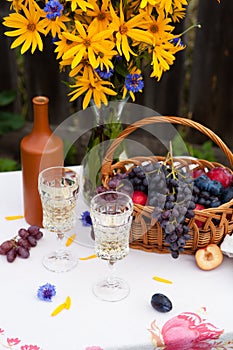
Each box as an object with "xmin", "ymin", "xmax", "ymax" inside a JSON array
[
  {"xmin": 143, "ymin": 162, "xmax": 195, "ymax": 259},
  {"xmin": 0, "ymin": 225, "xmax": 43, "ymax": 263}
]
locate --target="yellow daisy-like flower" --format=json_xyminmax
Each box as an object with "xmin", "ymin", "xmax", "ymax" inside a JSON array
[
  {"xmin": 96, "ymin": 43, "xmax": 118, "ymax": 71},
  {"xmin": 41, "ymin": 15, "xmax": 70, "ymax": 37},
  {"xmin": 68, "ymin": 54, "xmax": 93, "ymax": 78},
  {"xmin": 68, "ymin": 75, "xmax": 117, "ymax": 109},
  {"xmin": 150, "ymin": 38, "xmax": 184, "ymax": 80},
  {"xmin": 109, "ymin": 1, "xmax": 153, "ymax": 61},
  {"xmin": 171, "ymin": 7, "xmax": 187, "ymax": 22},
  {"xmin": 62, "ymin": 20, "xmax": 113, "ymax": 69},
  {"xmin": 3, "ymin": 3, "xmax": 46, "ymax": 54},
  {"xmin": 142, "ymin": 10, "xmax": 175, "ymax": 45},
  {"xmin": 54, "ymin": 32, "xmax": 76, "ymax": 60},
  {"xmin": 65, "ymin": 0, "xmax": 93, "ymax": 12},
  {"xmin": 86, "ymin": 0, "xmax": 112, "ymax": 32}
]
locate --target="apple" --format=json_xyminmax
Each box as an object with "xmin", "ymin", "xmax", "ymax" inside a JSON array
[
  {"xmin": 191, "ymin": 169, "xmax": 205, "ymax": 179},
  {"xmin": 194, "ymin": 203, "xmax": 206, "ymax": 228},
  {"xmin": 132, "ymin": 190, "xmax": 147, "ymax": 206},
  {"xmin": 195, "ymin": 244, "xmax": 223, "ymax": 271}
]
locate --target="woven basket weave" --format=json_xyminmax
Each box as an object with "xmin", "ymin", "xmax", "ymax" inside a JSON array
[{"xmin": 101, "ymin": 116, "xmax": 233, "ymax": 255}]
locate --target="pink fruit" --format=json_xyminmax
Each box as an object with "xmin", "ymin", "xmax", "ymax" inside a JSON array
[
  {"xmin": 206, "ymin": 167, "xmax": 233, "ymax": 188},
  {"xmin": 191, "ymin": 169, "xmax": 205, "ymax": 179},
  {"xmin": 132, "ymin": 190, "xmax": 147, "ymax": 206},
  {"xmin": 194, "ymin": 204, "xmax": 205, "ymax": 228}
]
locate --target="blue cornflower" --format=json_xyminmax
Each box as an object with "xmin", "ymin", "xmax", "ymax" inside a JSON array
[
  {"xmin": 81, "ymin": 211, "xmax": 92, "ymax": 226},
  {"xmin": 125, "ymin": 74, "xmax": 144, "ymax": 93},
  {"xmin": 95, "ymin": 67, "xmax": 114, "ymax": 79},
  {"xmin": 37, "ymin": 283, "xmax": 56, "ymax": 302},
  {"xmin": 44, "ymin": 0, "xmax": 63, "ymax": 20},
  {"xmin": 171, "ymin": 37, "xmax": 185, "ymax": 47}
]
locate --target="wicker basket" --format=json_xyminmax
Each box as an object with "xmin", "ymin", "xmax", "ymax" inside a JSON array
[{"xmin": 101, "ymin": 116, "xmax": 233, "ymax": 255}]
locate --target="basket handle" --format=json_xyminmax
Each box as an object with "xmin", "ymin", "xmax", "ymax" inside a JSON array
[{"xmin": 101, "ymin": 116, "xmax": 233, "ymax": 176}]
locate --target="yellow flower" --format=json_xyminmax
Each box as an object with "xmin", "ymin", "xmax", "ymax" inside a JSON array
[
  {"xmin": 62, "ymin": 20, "xmax": 113, "ymax": 69},
  {"xmin": 150, "ymin": 38, "xmax": 184, "ymax": 80},
  {"xmin": 41, "ymin": 15, "xmax": 70, "ymax": 37},
  {"xmin": 86, "ymin": 0, "xmax": 112, "ymax": 31},
  {"xmin": 171, "ymin": 7, "xmax": 187, "ymax": 22},
  {"xmin": 69, "ymin": 54, "xmax": 93, "ymax": 78},
  {"xmin": 109, "ymin": 1, "xmax": 153, "ymax": 61},
  {"xmin": 142, "ymin": 10, "xmax": 175, "ymax": 45},
  {"xmin": 3, "ymin": 2, "xmax": 46, "ymax": 54},
  {"xmin": 68, "ymin": 75, "xmax": 117, "ymax": 109},
  {"xmin": 54, "ymin": 32, "xmax": 76, "ymax": 60},
  {"xmin": 65, "ymin": 0, "xmax": 93, "ymax": 12},
  {"xmin": 96, "ymin": 43, "xmax": 118, "ymax": 71}
]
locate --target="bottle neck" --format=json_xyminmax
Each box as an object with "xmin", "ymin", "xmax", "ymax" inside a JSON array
[{"xmin": 32, "ymin": 96, "xmax": 51, "ymax": 134}]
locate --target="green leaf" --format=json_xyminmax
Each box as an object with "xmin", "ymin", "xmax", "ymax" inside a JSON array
[
  {"xmin": 0, "ymin": 90, "xmax": 17, "ymax": 107},
  {"xmin": 0, "ymin": 111, "xmax": 25, "ymax": 135},
  {"xmin": 0, "ymin": 158, "xmax": 20, "ymax": 172}
]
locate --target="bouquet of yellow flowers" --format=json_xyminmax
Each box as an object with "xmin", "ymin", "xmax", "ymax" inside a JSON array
[{"xmin": 3, "ymin": 0, "xmax": 218, "ymax": 109}]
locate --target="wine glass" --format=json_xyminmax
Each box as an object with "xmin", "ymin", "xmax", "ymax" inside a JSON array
[
  {"xmin": 90, "ymin": 191, "xmax": 133, "ymax": 302},
  {"xmin": 38, "ymin": 166, "xmax": 79, "ymax": 272}
]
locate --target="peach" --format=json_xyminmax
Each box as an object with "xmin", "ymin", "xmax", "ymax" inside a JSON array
[{"xmin": 195, "ymin": 244, "xmax": 223, "ymax": 271}]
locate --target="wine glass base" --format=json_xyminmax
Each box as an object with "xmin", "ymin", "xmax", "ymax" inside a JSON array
[
  {"xmin": 93, "ymin": 277, "xmax": 130, "ymax": 302},
  {"xmin": 42, "ymin": 250, "xmax": 78, "ymax": 273}
]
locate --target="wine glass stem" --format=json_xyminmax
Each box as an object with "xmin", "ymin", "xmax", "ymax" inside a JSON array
[
  {"xmin": 56, "ymin": 231, "xmax": 65, "ymax": 254},
  {"xmin": 107, "ymin": 260, "xmax": 118, "ymax": 287}
]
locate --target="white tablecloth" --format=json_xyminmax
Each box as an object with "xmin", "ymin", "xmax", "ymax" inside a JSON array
[{"xmin": 0, "ymin": 168, "xmax": 233, "ymax": 350}]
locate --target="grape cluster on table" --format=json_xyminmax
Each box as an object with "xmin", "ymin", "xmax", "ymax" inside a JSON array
[
  {"xmin": 96, "ymin": 162, "xmax": 233, "ymax": 259},
  {"xmin": 0, "ymin": 225, "xmax": 43, "ymax": 263}
]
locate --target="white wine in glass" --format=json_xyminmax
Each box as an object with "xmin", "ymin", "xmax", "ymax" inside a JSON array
[
  {"xmin": 38, "ymin": 166, "xmax": 79, "ymax": 272},
  {"xmin": 90, "ymin": 191, "xmax": 133, "ymax": 302}
]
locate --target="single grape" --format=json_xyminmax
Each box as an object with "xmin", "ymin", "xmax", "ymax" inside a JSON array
[
  {"xmin": 27, "ymin": 235, "xmax": 37, "ymax": 247},
  {"xmin": 7, "ymin": 247, "xmax": 17, "ymax": 263},
  {"xmin": 17, "ymin": 246, "xmax": 30, "ymax": 259},
  {"xmin": 27, "ymin": 225, "xmax": 40, "ymax": 236},
  {"xmin": 18, "ymin": 228, "xmax": 29, "ymax": 239},
  {"xmin": 0, "ymin": 240, "xmax": 14, "ymax": 254},
  {"xmin": 34, "ymin": 231, "xmax": 43, "ymax": 240}
]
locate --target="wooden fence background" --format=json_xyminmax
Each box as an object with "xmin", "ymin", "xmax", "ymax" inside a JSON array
[{"xmin": 0, "ymin": 0, "xmax": 233, "ymax": 165}]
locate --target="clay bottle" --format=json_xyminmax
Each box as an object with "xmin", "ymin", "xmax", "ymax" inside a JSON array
[{"xmin": 20, "ymin": 96, "xmax": 64, "ymax": 227}]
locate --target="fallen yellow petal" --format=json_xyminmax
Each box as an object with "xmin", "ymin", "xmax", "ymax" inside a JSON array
[
  {"xmin": 79, "ymin": 254, "xmax": 97, "ymax": 260},
  {"xmin": 65, "ymin": 296, "xmax": 71, "ymax": 309},
  {"xmin": 5, "ymin": 215, "xmax": 24, "ymax": 220},
  {"xmin": 66, "ymin": 234, "xmax": 76, "ymax": 247},
  {"xmin": 51, "ymin": 303, "xmax": 66, "ymax": 317},
  {"xmin": 152, "ymin": 276, "xmax": 173, "ymax": 284}
]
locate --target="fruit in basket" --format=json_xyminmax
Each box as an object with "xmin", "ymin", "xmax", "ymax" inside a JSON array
[
  {"xmin": 195, "ymin": 244, "xmax": 223, "ymax": 270},
  {"xmin": 151, "ymin": 293, "xmax": 172, "ymax": 313},
  {"xmin": 207, "ymin": 167, "xmax": 233, "ymax": 188},
  {"xmin": 220, "ymin": 186, "xmax": 233, "ymax": 204},
  {"xmin": 132, "ymin": 190, "xmax": 147, "ymax": 205},
  {"xmin": 191, "ymin": 169, "xmax": 206, "ymax": 179},
  {"xmin": 194, "ymin": 204, "xmax": 205, "ymax": 228}
]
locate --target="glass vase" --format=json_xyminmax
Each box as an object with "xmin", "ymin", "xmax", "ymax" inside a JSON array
[{"xmin": 82, "ymin": 99, "xmax": 128, "ymax": 205}]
